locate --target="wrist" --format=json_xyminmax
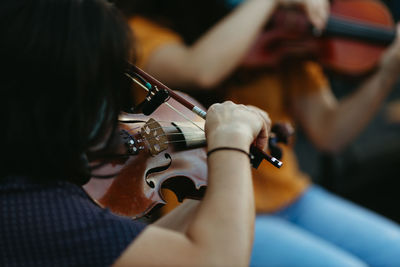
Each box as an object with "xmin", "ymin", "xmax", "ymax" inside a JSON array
[
  {"xmin": 207, "ymin": 147, "xmax": 252, "ymax": 161},
  {"xmin": 377, "ymin": 60, "xmax": 400, "ymax": 87},
  {"xmin": 380, "ymin": 60, "xmax": 400, "ymax": 76},
  {"xmin": 380, "ymin": 47, "xmax": 400, "ymax": 76},
  {"xmin": 206, "ymin": 128, "xmax": 252, "ymax": 152}
]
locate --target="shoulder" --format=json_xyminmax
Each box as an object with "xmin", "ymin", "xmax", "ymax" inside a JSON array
[
  {"xmin": 0, "ymin": 177, "xmax": 146, "ymax": 266},
  {"xmin": 128, "ymin": 16, "xmax": 183, "ymax": 47},
  {"xmin": 128, "ymin": 16, "xmax": 183, "ymax": 68}
]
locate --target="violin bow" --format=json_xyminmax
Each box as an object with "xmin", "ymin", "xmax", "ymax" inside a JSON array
[{"xmin": 125, "ymin": 63, "xmax": 283, "ymax": 169}]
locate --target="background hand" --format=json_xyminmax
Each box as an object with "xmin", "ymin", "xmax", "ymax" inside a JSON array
[
  {"xmin": 380, "ymin": 23, "xmax": 400, "ymax": 74},
  {"xmin": 279, "ymin": 0, "xmax": 330, "ymax": 30}
]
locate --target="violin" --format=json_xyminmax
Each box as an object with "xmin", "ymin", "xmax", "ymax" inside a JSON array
[
  {"xmin": 84, "ymin": 96, "xmax": 207, "ymax": 218},
  {"xmin": 242, "ymin": 0, "xmax": 395, "ymax": 76},
  {"xmin": 83, "ymin": 64, "xmax": 289, "ymax": 219}
]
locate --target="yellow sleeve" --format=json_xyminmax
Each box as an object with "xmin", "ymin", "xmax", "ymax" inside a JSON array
[
  {"xmin": 128, "ymin": 16, "xmax": 183, "ymax": 68},
  {"xmin": 286, "ymin": 61, "xmax": 329, "ymax": 97}
]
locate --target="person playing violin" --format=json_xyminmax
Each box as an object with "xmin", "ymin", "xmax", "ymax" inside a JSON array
[
  {"xmin": 0, "ymin": 0, "xmax": 272, "ymax": 266},
  {"xmin": 115, "ymin": 0, "xmax": 400, "ymax": 265}
]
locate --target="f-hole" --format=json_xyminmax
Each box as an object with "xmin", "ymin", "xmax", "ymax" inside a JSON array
[{"xmin": 145, "ymin": 153, "xmax": 172, "ymax": 188}]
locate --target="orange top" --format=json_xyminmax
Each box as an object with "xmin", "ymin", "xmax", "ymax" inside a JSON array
[{"xmin": 129, "ymin": 16, "xmax": 328, "ymax": 213}]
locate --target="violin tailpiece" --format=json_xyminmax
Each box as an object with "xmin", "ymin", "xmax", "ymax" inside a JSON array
[{"xmin": 140, "ymin": 118, "xmax": 168, "ymax": 155}]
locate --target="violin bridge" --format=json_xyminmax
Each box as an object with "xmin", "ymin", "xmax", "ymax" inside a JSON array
[
  {"xmin": 141, "ymin": 118, "xmax": 168, "ymax": 155},
  {"xmin": 172, "ymin": 122, "xmax": 206, "ymax": 148}
]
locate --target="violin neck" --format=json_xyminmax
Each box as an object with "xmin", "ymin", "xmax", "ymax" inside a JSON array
[{"xmin": 323, "ymin": 15, "xmax": 395, "ymax": 46}]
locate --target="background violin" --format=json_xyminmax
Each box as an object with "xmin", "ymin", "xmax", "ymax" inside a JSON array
[{"xmin": 242, "ymin": 0, "xmax": 395, "ymax": 76}]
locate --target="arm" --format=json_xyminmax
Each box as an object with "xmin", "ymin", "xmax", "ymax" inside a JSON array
[
  {"xmin": 292, "ymin": 26, "xmax": 400, "ymax": 153},
  {"xmin": 281, "ymin": 0, "xmax": 329, "ymax": 30},
  {"xmin": 145, "ymin": 0, "xmax": 278, "ymax": 89},
  {"xmin": 113, "ymin": 102, "xmax": 270, "ymax": 267},
  {"xmin": 145, "ymin": 0, "xmax": 329, "ymax": 89},
  {"xmin": 151, "ymin": 199, "xmax": 201, "ymax": 233}
]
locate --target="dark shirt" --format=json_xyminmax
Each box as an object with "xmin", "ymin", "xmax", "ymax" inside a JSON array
[{"xmin": 0, "ymin": 176, "xmax": 146, "ymax": 267}]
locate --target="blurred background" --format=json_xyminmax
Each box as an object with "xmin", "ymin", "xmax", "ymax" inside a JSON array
[
  {"xmin": 295, "ymin": 0, "xmax": 400, "ymax": 223},
  {"xmin": 118, "ymin": 0, "xmax": 400, "ymax": 223}
]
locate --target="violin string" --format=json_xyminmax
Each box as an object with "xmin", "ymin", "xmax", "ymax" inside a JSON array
[
  {"xmin": 123, "ymin": 121, "xmax": 179, "ymax": 134},
  {"xmin": 129, "ymin": 75, "xmax": 205, "ymax": 133},
  {"xmin": 126, "ymin": 125, "xmax": 203, "ymax": 136},
  {"xmin": 141, "ymin": 137, "xmax": 206, "ymax": 146},
  {"xmin": 121, "ymin": 121, "xmax": 206, "ymax": 145},
  {"xmin": 163, "ymin": 102, "xmax": 205, "ymax": 132},
  {"xmin": 123, "ymin": 121, "xmax": 167, "ymax": 134},
  {"xmin": 122, "ymin": 119, "xmax": 202, "ymax": 126},
  {"xmin": 138, "ymin": 132, "xmax": 206, "ymax": 144},
  {"xmin": 165, "ymin": 138, "xmax": 206, "ymax": 145},
  {"xmin": 125, "ymin": 121, "xmax": 203, "ymax": 135},
  {"xmin": 135, "ymin": 135, "xmax": 206, "ymax": 145}
]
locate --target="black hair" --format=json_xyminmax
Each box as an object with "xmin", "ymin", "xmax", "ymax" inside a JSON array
[{"xmin": 0, "ymin": 0, "xmax": 134, "ymax": 184}]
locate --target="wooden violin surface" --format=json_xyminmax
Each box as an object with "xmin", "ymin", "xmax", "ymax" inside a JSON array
[{"xmin": 84, "ymin": 95, "xmax": 207, "ymax": 219}]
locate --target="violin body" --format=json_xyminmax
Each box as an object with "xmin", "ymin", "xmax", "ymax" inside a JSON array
[
  {"xmin": 84, "ymin": 94, "xmax": 208, "ymax": 219},
  {"xmin": 84, "ymin": 63, "xmax": 289, "ymax": 219},
  {"xmin": 242, "ymin": 0, "xmax": 395, "ymax": 76}
]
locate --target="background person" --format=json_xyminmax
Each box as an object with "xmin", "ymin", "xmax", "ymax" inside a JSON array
[
  {"xmin": 115, "ymin": 0, "xmax": 400, "ymax": 265},
  {"xmin": 0, "ymin": 0, "xmax": 271, "ymax": 266}
]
